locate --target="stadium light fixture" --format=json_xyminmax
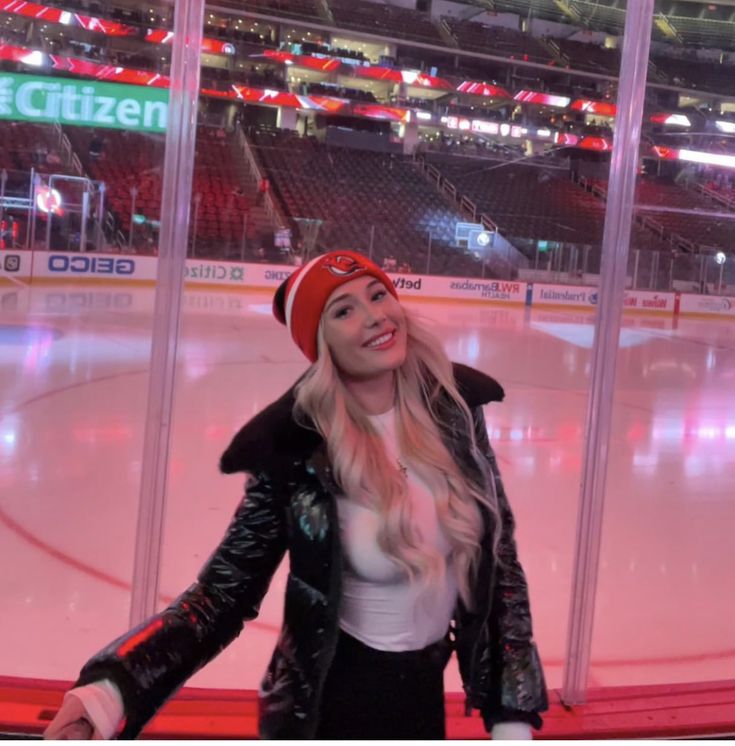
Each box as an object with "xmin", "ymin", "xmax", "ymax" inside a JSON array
[{"xmin": 678, "ymin": 149, "xmax": 735, "ymax": 169}]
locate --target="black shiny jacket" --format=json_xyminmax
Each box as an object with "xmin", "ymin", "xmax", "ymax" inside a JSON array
[{"xmin": 74, "ymin": 363, "xmax": 548, "ymax": 739}]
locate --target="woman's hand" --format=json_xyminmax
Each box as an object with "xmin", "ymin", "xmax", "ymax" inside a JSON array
[{"xmin": 43, "ymin": 696, "xmax": 97, "ymax": 740}]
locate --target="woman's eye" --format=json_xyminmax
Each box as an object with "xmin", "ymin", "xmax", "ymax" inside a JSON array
[
  {"xmin": 372, "ymin": 290, "xmax": 387, "ymax": 301},
  {"xmin": 335, "ymin": 307, "xmax": 351, "ymax": 319}
]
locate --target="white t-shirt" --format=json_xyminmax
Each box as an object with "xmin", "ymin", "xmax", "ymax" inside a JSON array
[{"xmin": 337, "ymin": 407, "xmax": 459, "ymax": 651}]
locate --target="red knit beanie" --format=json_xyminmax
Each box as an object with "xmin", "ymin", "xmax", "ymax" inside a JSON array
[{"xmin": 273, "ymin": 251, "xmax": 398, "ymax": 362}]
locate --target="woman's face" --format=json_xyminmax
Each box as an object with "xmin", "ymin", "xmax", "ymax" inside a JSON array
[{"xmin": 321, "ymin": 275, "xmax": 407, "ymax": 380}]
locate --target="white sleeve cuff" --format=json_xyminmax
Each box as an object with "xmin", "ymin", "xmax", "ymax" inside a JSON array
[
  {"xmin": 491, "ymin": 721, "xmax": 533, "ymax": 740},
  {"xmin": 65, "ymin": 679, "xmax": 125, "ymax": 740}
]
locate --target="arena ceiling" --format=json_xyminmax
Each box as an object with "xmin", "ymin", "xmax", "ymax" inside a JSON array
[{"xmin": 451, "ymin": 1, "xmax": 735, "ymax": 50}]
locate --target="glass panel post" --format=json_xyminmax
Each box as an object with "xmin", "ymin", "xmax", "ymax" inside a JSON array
[
  {"xmin": 562, "ymin": 0, "xmax": 655, "ymax": 706},
  {"xmin": 128, "ymin": 0, "xmax": 206, "ymax": 627}
]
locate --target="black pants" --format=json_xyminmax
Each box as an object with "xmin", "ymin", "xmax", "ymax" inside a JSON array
[{"xmin": 315, "ymin": 631, "xmax": 452, "ymax": 740}]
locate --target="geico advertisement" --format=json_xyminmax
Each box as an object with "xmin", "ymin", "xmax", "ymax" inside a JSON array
[
  {"xmin": 36, "ymin": 253, "xmax": 157, "ymax": 279},
  {"xmin": 679, "ymin": 293, "xmax": 735, "ymax": 317},
  {"xmin": 0, "ymin": 250, "xmax": 33, "ymax": 279}
]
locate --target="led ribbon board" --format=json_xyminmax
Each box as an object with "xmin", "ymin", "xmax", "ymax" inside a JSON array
[{"xmin": 0, "ymin": 72, "xmax": 169, "ymax": 132}]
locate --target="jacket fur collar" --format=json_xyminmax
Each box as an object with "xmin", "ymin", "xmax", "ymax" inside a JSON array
[{"xmin": 220, "ymin": 362, "xmax": 504, "ymax": 475}]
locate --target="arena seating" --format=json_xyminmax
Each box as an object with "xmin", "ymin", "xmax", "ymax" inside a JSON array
[
  {"xmin": 303, "ymin": 83, "xmax": 377, "ymax": 103},
  {"xmin": 226, "ymin": 0, "xmax": 325, "ymax": 23},
  {"xmin": 329, "ymin": 0, "xmax": 446, "ymax": 45},
  {"xmin": 61, "ymin": 126, "xmax": 256, "ymax": 254},
  {"xmin": 554, "ymin": 38, "xmax": 620, "ymax": 75},
  {"xmin": 586, "ymin": 177, "xmax": 735, "ymax": 253},
  {"xmin": 227, "ymin": 66, "xmax": 286, "ymax": 91},
  {"xmin": 205, "ymin": 20, "xmax": 273, "ymax": 45},
  {"xmin": 704, "ymin": 182, "xmax": 735, "ymax": 206},
  {"xmin": 61, "ymin": 127, "xmax": 163, "ymax": 246},
  {"xmin": 39, "ymin": 0, "xmax": 171, "ymax": 28},
  {"xmin": 0, "ymin": 122, "xmax": 73, "ymax": 176},
  {"xmin": 294, "ymin": 40, "xmax": 367, "ymax": 63},
  {"xmin": 442, "ymin": 18, "xmax": 552, "ymax": 64},
  {"xmin": 652, "ymin": 56, "xmax": 735, "ymax": 95},
  {"xmin": 633, "ymin": 178, "xmax": 735, "ymax": 251},
  {"xmin": 425, "ymin": 154, "xmax": 673, "ymax": 258},
  {"xmin": 0, "ymin": 122, "xmax": 79, "ymax": 249},
  {"xmin": 248, "ymin": 129, "xmax": 482, "ymax": 276}
]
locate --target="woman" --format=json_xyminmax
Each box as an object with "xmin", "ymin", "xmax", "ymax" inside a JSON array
[{"xmin": 44, "ymin": 250, "xmax": 548, "ymax": 740}]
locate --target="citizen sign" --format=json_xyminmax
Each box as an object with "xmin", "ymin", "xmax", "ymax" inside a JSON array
[
  {"xmin": 0, "ymin": 73, "xmax": 169, "ymax": 133},
  {"xmin": 48, "ymin": 255, "xmax": 135, "ymax": 275}
]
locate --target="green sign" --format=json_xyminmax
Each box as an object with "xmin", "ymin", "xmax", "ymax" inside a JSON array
[{"xmin": 0, "ymin": 73, "xmax": 169, "ymax": 133}]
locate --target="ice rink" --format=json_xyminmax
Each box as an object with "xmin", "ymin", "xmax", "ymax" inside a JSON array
[{"xmin": 1, "ymin": 281, "xmax": 734, "ymax": 695}]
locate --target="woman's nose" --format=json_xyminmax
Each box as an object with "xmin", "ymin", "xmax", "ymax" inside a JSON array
[{"xmin": 364, "ymin": 310, "xmax": 385, "ymax": 327}]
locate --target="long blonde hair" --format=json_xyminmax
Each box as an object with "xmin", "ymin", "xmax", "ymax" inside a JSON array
[{"xmin": 294, "ymin": 308, "xmax": 501, "ymax": 609}]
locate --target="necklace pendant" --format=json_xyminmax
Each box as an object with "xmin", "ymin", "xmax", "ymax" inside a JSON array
[{"xmin": 397, "ymin": 459, "xmax": 408, "ymax": 479}]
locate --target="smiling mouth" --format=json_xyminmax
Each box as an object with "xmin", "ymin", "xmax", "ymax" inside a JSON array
[{"xmin": 364, "ymin": 329, "xmax": 396, "ymax": 348}]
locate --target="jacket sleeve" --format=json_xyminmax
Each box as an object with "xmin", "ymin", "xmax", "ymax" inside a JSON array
[
  {"xmin": 472, "ymin": 406, "xmax": 549, "ymax": 731},
  {"xmin": 73, "ymin": 471, "xmax": 288, "ymax": 739}
]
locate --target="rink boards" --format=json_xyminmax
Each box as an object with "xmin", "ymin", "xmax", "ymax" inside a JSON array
[{"xmin": 1, "ymin": 249, "xmax": 733, "ymax": 318}]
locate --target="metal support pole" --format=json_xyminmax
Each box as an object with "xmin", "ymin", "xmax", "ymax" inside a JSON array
[
  {"xmin": 28, "ymin": 174, "xmax": 40, "ymax": 250},
  {"xmin": 668, "ymin": 252, "xmax": 674, "ymax": 291},
  {"xmin": 45, "ymin": 176, "xmax": 54, "ymax": 252},
  {"xmin": 129, "ymin": 0, "xmax": 205, "ymax": 627},
  {"xmin": 368, "ymin": 224, "xmax": 375, "ymax": 261},
  {"xmin": 129, "ymin": 186, "xmax": 138, "ymax": 251},
  {"xmin": 699, "ymin": 253, "xmax": 706, "ymax": 293},
  {"xmin": 562, "ymin": 0, "xmax": 654, "ymax": 706},
  {"xmin": 25, "ymin": 169, "xmax": 35, "ymax": 248},
  {"xmin": 191, "ymin": 193, "xmax": 201, "ymax": 257},
  {"xmin": 632, "ymin": 249, "xmax": 640, "ymax": 288},
  {"xmin": 240, "ymin": 213, "xmax": 248, "ymax": 261},
  {"xmin": 96, "ymin": 182, "xmax": 106, "ymax": 252},
  {"xmin": 426, "ymin": 231, "xmax": 432, "ymax": 274},
  {"xmin": 717, "ymin": 259, "xmax": 725, "ymax": 295},
  {"xmin": 79, "ymin": 182, "xmax": 90, "ymax": 253},
  {"xmin": 703, "ymin": 254, "xmax": 709, "ymax": 291},
  {"xmin": 650, "ymin": 250, "xmax": 659, "ymax": 290},
  {"xmin": 0, "ymin": 169, "xmax": 6, "ymax": 232}
]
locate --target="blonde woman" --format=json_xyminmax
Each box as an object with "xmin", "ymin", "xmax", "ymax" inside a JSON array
[{"xmin": 44, "ymin": 250, "xmax": 548, "ymax": 740}]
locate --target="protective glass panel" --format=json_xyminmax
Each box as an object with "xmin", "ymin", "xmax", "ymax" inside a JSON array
[
  {"xmin": 591, "ymin": 0, "xmax": 735, "ymax": 688},
  {"xmin": 0, "ymin": 3, "xmax": 170, "ymax": 680}
]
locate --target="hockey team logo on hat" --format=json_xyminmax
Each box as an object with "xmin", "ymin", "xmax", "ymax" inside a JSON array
[{"xmin": 322, "ymin": 254, "xmax": 365, "ymax": 278}]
